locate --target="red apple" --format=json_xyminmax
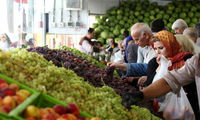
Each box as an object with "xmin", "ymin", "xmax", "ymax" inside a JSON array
[
  {"xmin": 76, "ymin": 115, "xmax": 85, "ymax": 120},
  {"xmin": 16, "ymin": 89, "xmax": 30, "ymax": 101},
  {"xmin": 40, "ymin": 108, "xmax": 60, "ymax": 119},
  {"xmin": 9, "ymin": 83, "xmax": 19, "ymax": 91},
  {"xmin": 66, "ymin": 104, "xmax": 79, "ymax": 116},
  {"xmin": 0, "ymin": 92, "xmax": 5, "ymax": 98},
  {"xmin": 13, "ymin": 95, "xmax": 23, "ymax": 105},
  {"xmin": 61, "ymin": 114, "xmax": 77, "ymax": 120},
  {"xmin": 0, "ymin": 105, "xmax": 12, "ymax": 114},
  {"xmin": 24, "ymin": 105, "xmax": 40, "ymax": 118},
  {"xmin": 0, "ymin": 79, "xmax": 7, "ymax": 84},
  {"xmin": 2, "ymin": 96, "xmax": 16, "ymax": 109},
  {"xmin": 46, "ymin": 108, "xmax": 56, "ymax": 114},
  {"xmin": 25, "ymin": 117, "xmax": 37, "ymax": 120},
  {"xmin": 53, "ymin": 104, "xmax": 67, "ymax": 115},
  {"xmin": 43, "ymin": 113, "xmax": 56, "ymax": 120},
  {"xmin": 0, "ymin": 97, "xmax": 2, "ymax": 106},
  {"xmin": 57, "ymin": 117, "xmax": 66, "ymax": 120},
  {"xmin": 40, "ymin": 108, "xmax": 49, "ymax": 118},
  {"xmin": 0, "ymin": 83, "xmax": 9, "ymax": 88},
  {"xmin": 18, "ymin": 89, "xmax": 31, "ymax": 97},
  {"xmin": 1, "ymin": 87, "xmax": 16, "ymax": 96}
]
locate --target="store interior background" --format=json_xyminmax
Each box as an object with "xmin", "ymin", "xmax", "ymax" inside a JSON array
[{"xmin": 0, "ymin": 0, "xmax": 170, "ymax": 49}]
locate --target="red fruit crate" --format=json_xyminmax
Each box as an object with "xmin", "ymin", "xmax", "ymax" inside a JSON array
[
  {"xmin": 0, "ymin": 74, "xmax": 40, "ymax": 120},
  {"xmin": 12, "ymin": 93, "xmax": 93, "ymax": 120}
]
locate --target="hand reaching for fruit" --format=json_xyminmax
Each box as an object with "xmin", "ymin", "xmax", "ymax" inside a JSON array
[{"xmin": 107, "ymin": 62, "xmax": 127, "ymax": 71}]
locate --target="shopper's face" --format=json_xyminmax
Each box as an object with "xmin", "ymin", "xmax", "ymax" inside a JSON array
[
  {"xmin": 108, "ymin": 38, "xmax": 113, "ymax": 43},
  {"xmin": 154, "ymin": 41, "xmax": 168, "ymax": 58},
  {"xmin": 174, "ymin": 28, "xmax": 184, "ymax": 34},
  {"xmin": 0, "ymin": 34, "xmax": 6, "ymax": 42},
  {"xmin": 185, "ymin": 34, "xmax": 197, "ymax": 43},
  {"xmin": 88, "ymin": 32, "xmax": 94, "ymax": 39},
  {"xmin": 132, "ymin": 32, "xmax": 149, "ymax": 47}
]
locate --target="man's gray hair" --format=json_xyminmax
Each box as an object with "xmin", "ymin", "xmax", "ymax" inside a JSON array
[
  {"xmin": 131, "ymin": 23, "xmax": 152, "ymax": 36},
  {"xmin": 183, "ymin": 28, "xmax": 198, "ymax": 39},
  {"xmin": 172, "ymin": 19, "xmax": 188, "ymax": 30}
]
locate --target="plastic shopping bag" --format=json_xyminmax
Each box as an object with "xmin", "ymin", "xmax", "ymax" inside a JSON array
[
  {"xmin": 152, "ymin": 55, "xmax": 169, "ymax": 83},
  {"xmin": 163, "ymin": 88, "xmax": 195, "ymax": 120}
]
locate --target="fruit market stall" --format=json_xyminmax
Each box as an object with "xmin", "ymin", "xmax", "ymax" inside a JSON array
[{"xmin": 0, "ymin": 49, "xmax": 161, "ymax": 119}]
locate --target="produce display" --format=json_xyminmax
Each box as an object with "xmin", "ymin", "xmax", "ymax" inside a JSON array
[
  {"xmin": 59, "ymin": 46, "xmax": 106, "ymax": 69},
  {"xmin": 0, "ymin": 49, "xmax": 160, "ymax": 119},
  {"xmin": 24, "ymin": 104, "xmax": 99, "ymax": 120},
  {"xmin": 60, "ymin": 46, "xmax": 119, "ymax": 77},
  {"xmin": 0, "ymin": 79, "xmax": 31, "ymax": 114},
  {"xmin": 93, "ymin": 0, "xmax": 200, "ymax": 45},
  {"xmin": 28, "ymin": 47, "xmax": 137, "ymax": 95}
]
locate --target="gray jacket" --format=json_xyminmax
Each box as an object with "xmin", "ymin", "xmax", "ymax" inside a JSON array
[{"xmin": 163, "ymin": 53, "xmax": 200, "ymax": 110}]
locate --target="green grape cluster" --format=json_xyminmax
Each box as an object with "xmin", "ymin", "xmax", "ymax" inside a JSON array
[{"xmin": 0, "ymin": 49, "xmax": 160, "ymax": 120}]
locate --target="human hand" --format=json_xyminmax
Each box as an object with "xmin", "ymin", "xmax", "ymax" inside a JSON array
[
  {"xmin": 121, "ymin": 91, "xmax": 144, "ymax": 109},
  {"xmin": 137, "ymin": 76, "xmax": 147, "ymax": 87},
  {"xmin": 107, "ymin": 62, "xmax": 118, "ymax": 68},
  {"xmin": 156, "ymin": 55, "xmax": 161, "ymax": 65}
]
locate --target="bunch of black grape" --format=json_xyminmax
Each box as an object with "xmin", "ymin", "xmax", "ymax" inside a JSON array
[{"xmin": 105, "ymin": 65, "xmax": 115, "ymax": 80}]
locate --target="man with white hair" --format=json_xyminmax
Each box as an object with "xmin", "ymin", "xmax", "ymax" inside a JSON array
[
  {"xmin": 183, "ymin": 27, "xmax": 200, "ymax": 53},
  {"xmin": 107, "ymin": 23, "xmax": 156, "ymax": 77},
  {"xmin": 132, "ymin": 23, "xmax": 155, "ymax": 63},
  {"xmin": 172, "ymin": 19, "xmax": 188, "ymax": 34},
  {"xmin": 195, "ymin": 22, "xmax": 200, "ymax": 46},
  {"xmin": 183, "ymin": 27, "xmax": 198, "ymax": 43}
]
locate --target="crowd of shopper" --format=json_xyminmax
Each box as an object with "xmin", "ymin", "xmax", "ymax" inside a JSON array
[{"xmin": 104, "ymin": 19, "xmax": 200, "ymax": 119}]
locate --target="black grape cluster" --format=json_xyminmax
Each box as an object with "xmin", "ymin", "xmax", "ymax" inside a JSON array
[{"xmin": 105, "ymin": 66, "xmax": 115, "ymax": 80}]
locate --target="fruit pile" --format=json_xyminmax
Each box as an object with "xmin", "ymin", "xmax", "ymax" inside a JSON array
[
  {"xmin": 0, "ymin": 79, "xmax": 31, "ymax": 114},
  {"xmin": 0, "ymin": 49, "xmax": 160, "ymax": 119},
  {"xmin": 24, "ymin": 103, "xmax": 100, "ymax": 120},
  {"xmin": 93, "ymin": 0, "xmax": 200, "ymax": 45},
  {"xmin": 28, "ymin": 47, "xmax": 137, "ymax": 95},
  {"xmin": 59, "ymin": 46, "xmax": 106, "ymax": 69}
]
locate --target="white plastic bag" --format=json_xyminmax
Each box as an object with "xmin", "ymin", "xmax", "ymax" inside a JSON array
[
  {"xmin": 163, "ymin": 88, "xmax": 195, "ymax": 120},
  {"xmin": 152, "ymin": 55, "xmax": 169, "ymax": 83},
  {"xmin": 152, "ymin": 56, "xmax": 195, "ymax": 119}
]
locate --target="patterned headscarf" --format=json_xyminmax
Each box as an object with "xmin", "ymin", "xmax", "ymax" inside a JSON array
[
  {"xmin": 152, "ymin": 30, "xmax": 192, "ymax": 70},
  {"xmin": 153, "ymin": 30, "xmax": 182, "ymax": 58}
]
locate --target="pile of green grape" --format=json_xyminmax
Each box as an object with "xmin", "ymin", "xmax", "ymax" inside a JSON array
[{"xmin": 0, "ymin": 49, "xmax": 160, "ymax": 120}]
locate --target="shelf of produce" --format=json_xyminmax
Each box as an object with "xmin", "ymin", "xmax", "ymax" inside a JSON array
[
  {"xmin": 0, "ymin": 74, "xmax": 40, "ymax": 120},
  {"xmin": 13, "ymin": 93, "xmax": 93, "ymax": 120},
  {"xmin": 0, "ymin": 74, "xmax": 93, "ymax": 120}
]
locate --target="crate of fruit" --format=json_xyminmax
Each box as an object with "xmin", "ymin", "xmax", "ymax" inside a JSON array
[
  {"xmin": 0, "ymin": 74, "xmax": 40, "ymax": 120},
  {"xmin": 13, "ymin": 93, "xmax": 98, "ymax": 120}
]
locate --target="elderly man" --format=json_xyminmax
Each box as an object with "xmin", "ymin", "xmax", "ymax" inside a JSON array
[
  {"xmin": 183, "ymin": 28, "xmax": 200, "ymax": 53},
  {"xmin": 107, "ymin": 23, "xmax": 155, "ymax": 77},
  {"xmin": 172, "ymin": 19, "xmax": 188, "ymax": 34},
  {"xmin": 195, "ymin": 23, "xmax": 200, "ymax": 47},
  {"xmin": 134, "ymin": 23, "xmax": 156, "ymax": 64},
  {"xmin": 183, "ymin": 27, "xmax": 198, "ymax": 43}
]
